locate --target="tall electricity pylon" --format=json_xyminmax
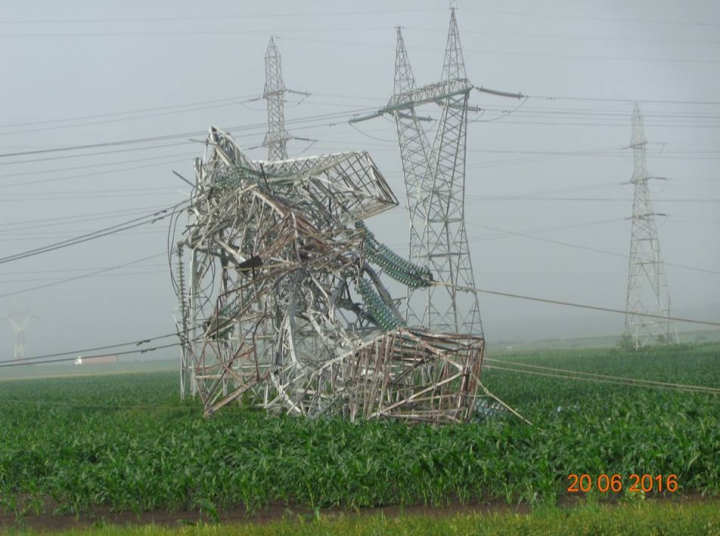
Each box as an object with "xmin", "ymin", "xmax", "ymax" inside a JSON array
[
  {"xmin": 352, "ymin": 9, "xmax": 485, "ymax": 335},
  {"xmin": 624, "ymin": 104, "xmax": 678, "ymax": 349},
  {"xmin": 4, "ymin": 312, "xmax": 34, "ymax": 361},
  {"xmin": 263, "ymin": 37, "xmax": 289, "ymax": 161},
  {"xmin": 262, "ymin": 37, "xmax": 311, "ymax": 161}
]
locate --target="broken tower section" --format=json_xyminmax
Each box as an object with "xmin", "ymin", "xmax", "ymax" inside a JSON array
[{"xmin": 176, "ymin": 127, "xmax": 487, "ymax": 423}]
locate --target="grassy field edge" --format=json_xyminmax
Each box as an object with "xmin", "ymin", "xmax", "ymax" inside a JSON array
[{"xmin": 5, "ymin": 501, "xmax": 720, "ymax": 536}]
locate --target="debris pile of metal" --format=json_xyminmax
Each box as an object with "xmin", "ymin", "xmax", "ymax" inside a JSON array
[{"xmin": 175, "ymin": 127, "xmax": 486, "ymax": 423}]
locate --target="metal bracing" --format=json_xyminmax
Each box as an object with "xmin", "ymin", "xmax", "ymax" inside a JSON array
[
  {"xmin": 173, "ymin": 127, "xmax": 506, "ymax": 423},
  {"xmin": 353, "ymin": 10, "xmax": 482, "ymax": 335},
  {"xmin": 422, "ymin": 10, "xmax": 481, "ymax": 335},
  {"xmin": 390, "ymin": 28, "xmax": 434, "ymax": 328},
  {"xmin": 624, "ymin": 104, "xmax": 678, "ymax": 349}
]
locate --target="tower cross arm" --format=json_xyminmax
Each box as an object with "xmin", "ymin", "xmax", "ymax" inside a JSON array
[{"xmin": 349, "ymin": 79, "xmax": 474, "ymax": 124}]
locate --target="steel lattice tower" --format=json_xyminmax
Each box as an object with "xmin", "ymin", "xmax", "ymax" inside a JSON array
[
  {"xmin": 262, "ymin": 37, "xmax": 312, "ymax": 161},
  {"xmin": 624, "ymin": 104, "xmax": 678, "ymax": 349},
  {"xmin": 352, "ymin": 9, "xmax": 482, "ymax": 335},
  {"xmin": 263, "ymin": 37, "xmax": 289, "ymax": 161},
  {"xmin": 391, "ymin": 29, "xmax": 434, "ymax": 328},
  {"xmin": 4, "ymin": 312, "xmax": 33, "ymax": 361}
]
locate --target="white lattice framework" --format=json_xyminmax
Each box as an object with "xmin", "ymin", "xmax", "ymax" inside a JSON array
[
  {"xmin": 263, "ymin": 37, "xmax": 289, "ymax": 161},
  {"xmin": 624, "ymin": 104, "xmax": 678, "ymax": 349}
]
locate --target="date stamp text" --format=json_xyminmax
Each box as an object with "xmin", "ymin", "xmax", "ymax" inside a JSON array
[{"xmin": 567, "ymin": 474, "xmax": 678, "ymax": 493}]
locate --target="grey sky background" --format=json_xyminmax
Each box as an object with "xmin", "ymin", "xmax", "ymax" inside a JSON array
[{"xmin": 1, "ymin": 0, "xmax": 719, "ymax": 364}]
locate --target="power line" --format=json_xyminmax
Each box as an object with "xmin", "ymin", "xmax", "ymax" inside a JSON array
[
  {"xmin": 480, "ymin": 105, "xmax": 720, "ymax": 121},
  {"xmin": 0, "ymin": 27, "xmax": 400, "ymax": 38},
  {"xmin": 433, "ymin": 281, "xmax": 720, "ymax": 328},
  {"xmin": 0, "ymin": 151, "xmax": 195, "ymax": 180},
  {"xmin": 473, "ymin": 48, "xmax": 720, "ymax": 65},
  {"xmin": 486, "ymin": 357, "xmax": 720, "ymax": 394},
  {"xmin": 457, "ymin": 28, "xmax": 720, "ymax": 46},
  {"xmin": 0, "ymin": 191, "xmax": 182, "ymax": 203},
  {"xmin": 0, "ymin": 98, "xmax": 715, "ymax": 173},
  {"xmin": 466, "ymin": 217, "xmax": 624, "ymax": 242},
  {"xmin": 1, "ymin": 186, "xmax": 180, "ymax": 196},
  {"xmin": 0, "ymin": 230, "xmax": 167, "ymax": 241},
  {"xmin": 0, "ymin": 156, "xmax": 194, "ymax": 190},
  {"xmin": 0, "ymin": 202, "xmax": 185, "ymax": 265},
  {"xmin": 467, "ymin": 221, "xmax": 720, "ymax": 276},
  {"xmin": 389, "ymin": 217, "xmax": 719, "ymax": 277},
  {"xmin": 463, "ymin": 7, "xmax": 720, "ymax": 29},
  {"xmin": 315, "ymin": 91, "xmax": 720, "ymax": 109},
  {"xmin": 477, "ymin": 119, "xmax": 720, "ymax": 129},
  {"xmin": 0, "ymin": 262, "xmax": 164, "ymax": 275},
  {"xmin": 0, "ymin": 252, "xmax": 168, "ymax": 298},
  {"xmin": 383, "ymin": 209, "xmax": 719, "ymax": 275},
  {"xmin": 471, "ymin": 181, "xmax": 620, "ymax": 199},
  {"xmin": 0, "ymin": 95, "xmax": 260, "ymax": 131},
  {"xmin": 0, "ymin": 106, "xmax": 379, "ymax": 161},
  {"xmin": 485, "ymin": 362, "xmax": 720, "ymax": 395},
  {"xmin": 0, "ymin": 268, "xmax": 165, "ymax": 281},
  {"xmin": 0, "ymin": 343, "xmax": 181, "ymax": 368},
  {"xmin": 0, "ymin": 203, "xmax": 178, "ymax": 233},
  {"xmin": 283, "ymin": 37, "xmax": 720, "ymax": 66},
  {"xmin": 0, "ymin": 9, "xmax": 442, "ymax": 24},
  {"xmin": 527, "ymin": 94, "xmax": 720, "ymax": 106},
  {"xmin": 0, "ymin": 141, "xmax": 194, "ymax": 165},
  {"xmin": 0, "ymin": 102, "xmax": 246, "ymax": 137},
  {"xmin": 0, "ymin": 332, "xmax": 177, "ymax": 365}
]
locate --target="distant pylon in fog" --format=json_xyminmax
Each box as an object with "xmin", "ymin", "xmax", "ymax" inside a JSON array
[
  {"xmin": 262, "ymin": 37, "xmax": 311, "ymax": 161},
  {"xmin": 4, "ymin": 312, "xmax": 35, "ymax": 361},
  {"xmin": 624, "ymin": 104, "xmax": 678, "ymax": 349}
]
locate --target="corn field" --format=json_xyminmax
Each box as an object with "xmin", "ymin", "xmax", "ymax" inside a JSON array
[{"xmin": 1, "ymin": 343, "xmax": 718, "ymax": 516}]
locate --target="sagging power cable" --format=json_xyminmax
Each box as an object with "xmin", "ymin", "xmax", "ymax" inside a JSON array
[
  {"xmin": 485, "ymin": 358, "xmax": 720, "ymax": 395},
  {"xmin": 0, "ymin": 201, "xmax": 187, "ymax": 266},
  {"xmin": 0, "ymin": 332, "xmax": 180, "ymax": 366},
  {"xmin": 0, "ymin": 343, "xmax": 181, "ymax": 368},
  {"xmin": 433, "ymin": 281, "xmax": 720, "ymax": 328}
]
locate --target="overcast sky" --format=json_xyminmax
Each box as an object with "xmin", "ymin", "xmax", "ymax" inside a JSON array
[{"xmin": 1, "ymin": 0, "xmax": 718, "ymax": 365}]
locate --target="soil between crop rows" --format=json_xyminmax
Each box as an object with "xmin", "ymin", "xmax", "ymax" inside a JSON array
[{"xmin": 4, "ymin": 494, "xmax": 718, "ymax": 533}]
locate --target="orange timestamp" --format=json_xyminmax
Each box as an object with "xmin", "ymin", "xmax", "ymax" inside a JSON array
[{"xmin": 567, "ymin": 474, "xmax": 678, "ymax": 493}]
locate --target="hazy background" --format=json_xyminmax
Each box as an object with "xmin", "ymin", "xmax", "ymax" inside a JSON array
[{"xmin": 1, "ymin": 0, "xmax": 718, "ymax": 366}]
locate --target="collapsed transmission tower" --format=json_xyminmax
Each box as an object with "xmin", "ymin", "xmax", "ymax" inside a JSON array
[
  {"xmin": 624, "ymin": 104, "xmax": 678, "ymax": 349},
  {"xmin": 351, "ymin": 10, "xmax": 519, "ymax": 335},
  {"xmin": 173, "ymin": 126, "xmax": 507, "ymax": 423}
]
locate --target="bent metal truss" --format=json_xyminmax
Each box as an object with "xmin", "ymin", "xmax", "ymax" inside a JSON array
[{"xmin": 174, "ymin": 127, "xmax": 498, "ymax": 423}]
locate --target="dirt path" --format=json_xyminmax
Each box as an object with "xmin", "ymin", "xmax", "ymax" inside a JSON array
[{"xmin": 4, "ymin": 494, "xmax": 714, "ymax": 533}]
